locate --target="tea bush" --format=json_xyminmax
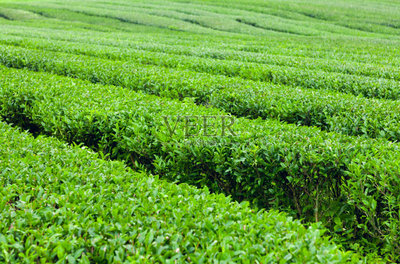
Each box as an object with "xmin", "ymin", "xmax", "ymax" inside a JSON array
[
  {"xmin": 0, "ymin": 121, "xmax": 360, "ymax": 263},
  {"xmin": 0, "ymin": 66, "xmax": 397, "ymax": 260}
]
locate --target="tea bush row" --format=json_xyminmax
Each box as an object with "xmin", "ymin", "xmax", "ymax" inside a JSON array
[
  {"xmin": 0, "ymin": 66, "xmax": 398, "ymax": 260},
  {"xmin": 1, "ymin": 45, "xmax": 400, "ymax": 143},
  {"xmin": 0, "ymin": 121, "xmax": 359, "ymax": 263}
]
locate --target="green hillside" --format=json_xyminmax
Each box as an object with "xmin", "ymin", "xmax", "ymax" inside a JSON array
[{"xmin": 0, "ymin": 0, "xmax": 399, "ymax": 262}]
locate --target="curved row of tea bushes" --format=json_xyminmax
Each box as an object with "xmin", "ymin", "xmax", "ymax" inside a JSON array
[
  {"xmin": 2, "ymin": 14, "xmax": 399, "ymax": 59},
  {"xmin": 1, "ymin": 35, "xmax": 400, "ymax": 94},
  {"xmin": 1, "ymin": 32, "xmax": 399, "ymax": 81},
  {"xmin": 0, "ymin": 66, "xmax": 397, "ymax": 261},
  {"xmin": 0, "ymin": 121, "xmax": 358, "ymax": 263},
  {"xmin": 2, "ymin": 45, "xmax": 400, "ymax": 143},
  {"xmin": 2, "ymin": 15, "xmax": 399, "ymax": 66}
]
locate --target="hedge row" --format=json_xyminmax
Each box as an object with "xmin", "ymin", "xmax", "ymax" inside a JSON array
[
  {"xmin": 2, "ymin": 30, "xmax": 399, "ymax": 81},
  {"xmin": 1, "ymin": 35, "xmax": 400, "ymax": 95},
  {"xmin": 2, "ymin": 45, "xmax": 400, "ymax": 143},
  {"xmin": 3, "ymin": 11, "xmax": 398, "ymax": 67},
  {"xmin": 0, "ymin": 66, "xmax": 397, "ymax": 261},
  {"xmin": 0, "ymin": 121, "xmax": 358, "ymax": 263}
]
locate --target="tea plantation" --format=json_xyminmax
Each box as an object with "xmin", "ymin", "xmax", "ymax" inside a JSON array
[{"xmin": 0, "ymin": 0, "xmax": 399, "ymax": 262}]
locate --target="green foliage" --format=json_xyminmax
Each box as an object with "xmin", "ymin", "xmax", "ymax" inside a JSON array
[
  {"xmin": 0, "ymin": 121, "xmax": 358, "ymax": 263},
  {"xmin": 0, "ymin": 0, "xmax": 399, "ymax": 261},
  {"xmin": 2, "ymin": 34, "xmax": 398, "ymax": 81},
  {"xmin": 2, "ymin": 45, "xmax": 400, "ymax": 144},
  {"xmin": 1, "ymin": 44, "xmax": 400, "ymax": 101},
  {"xmin": 0, "ymin": 66, "xmax": 397, "ymax": 261}
]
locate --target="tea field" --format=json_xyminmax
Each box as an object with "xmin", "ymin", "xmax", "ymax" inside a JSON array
[{"xmin": 0, "ymin": 0, "xmax": 399, "ymax": 262}]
